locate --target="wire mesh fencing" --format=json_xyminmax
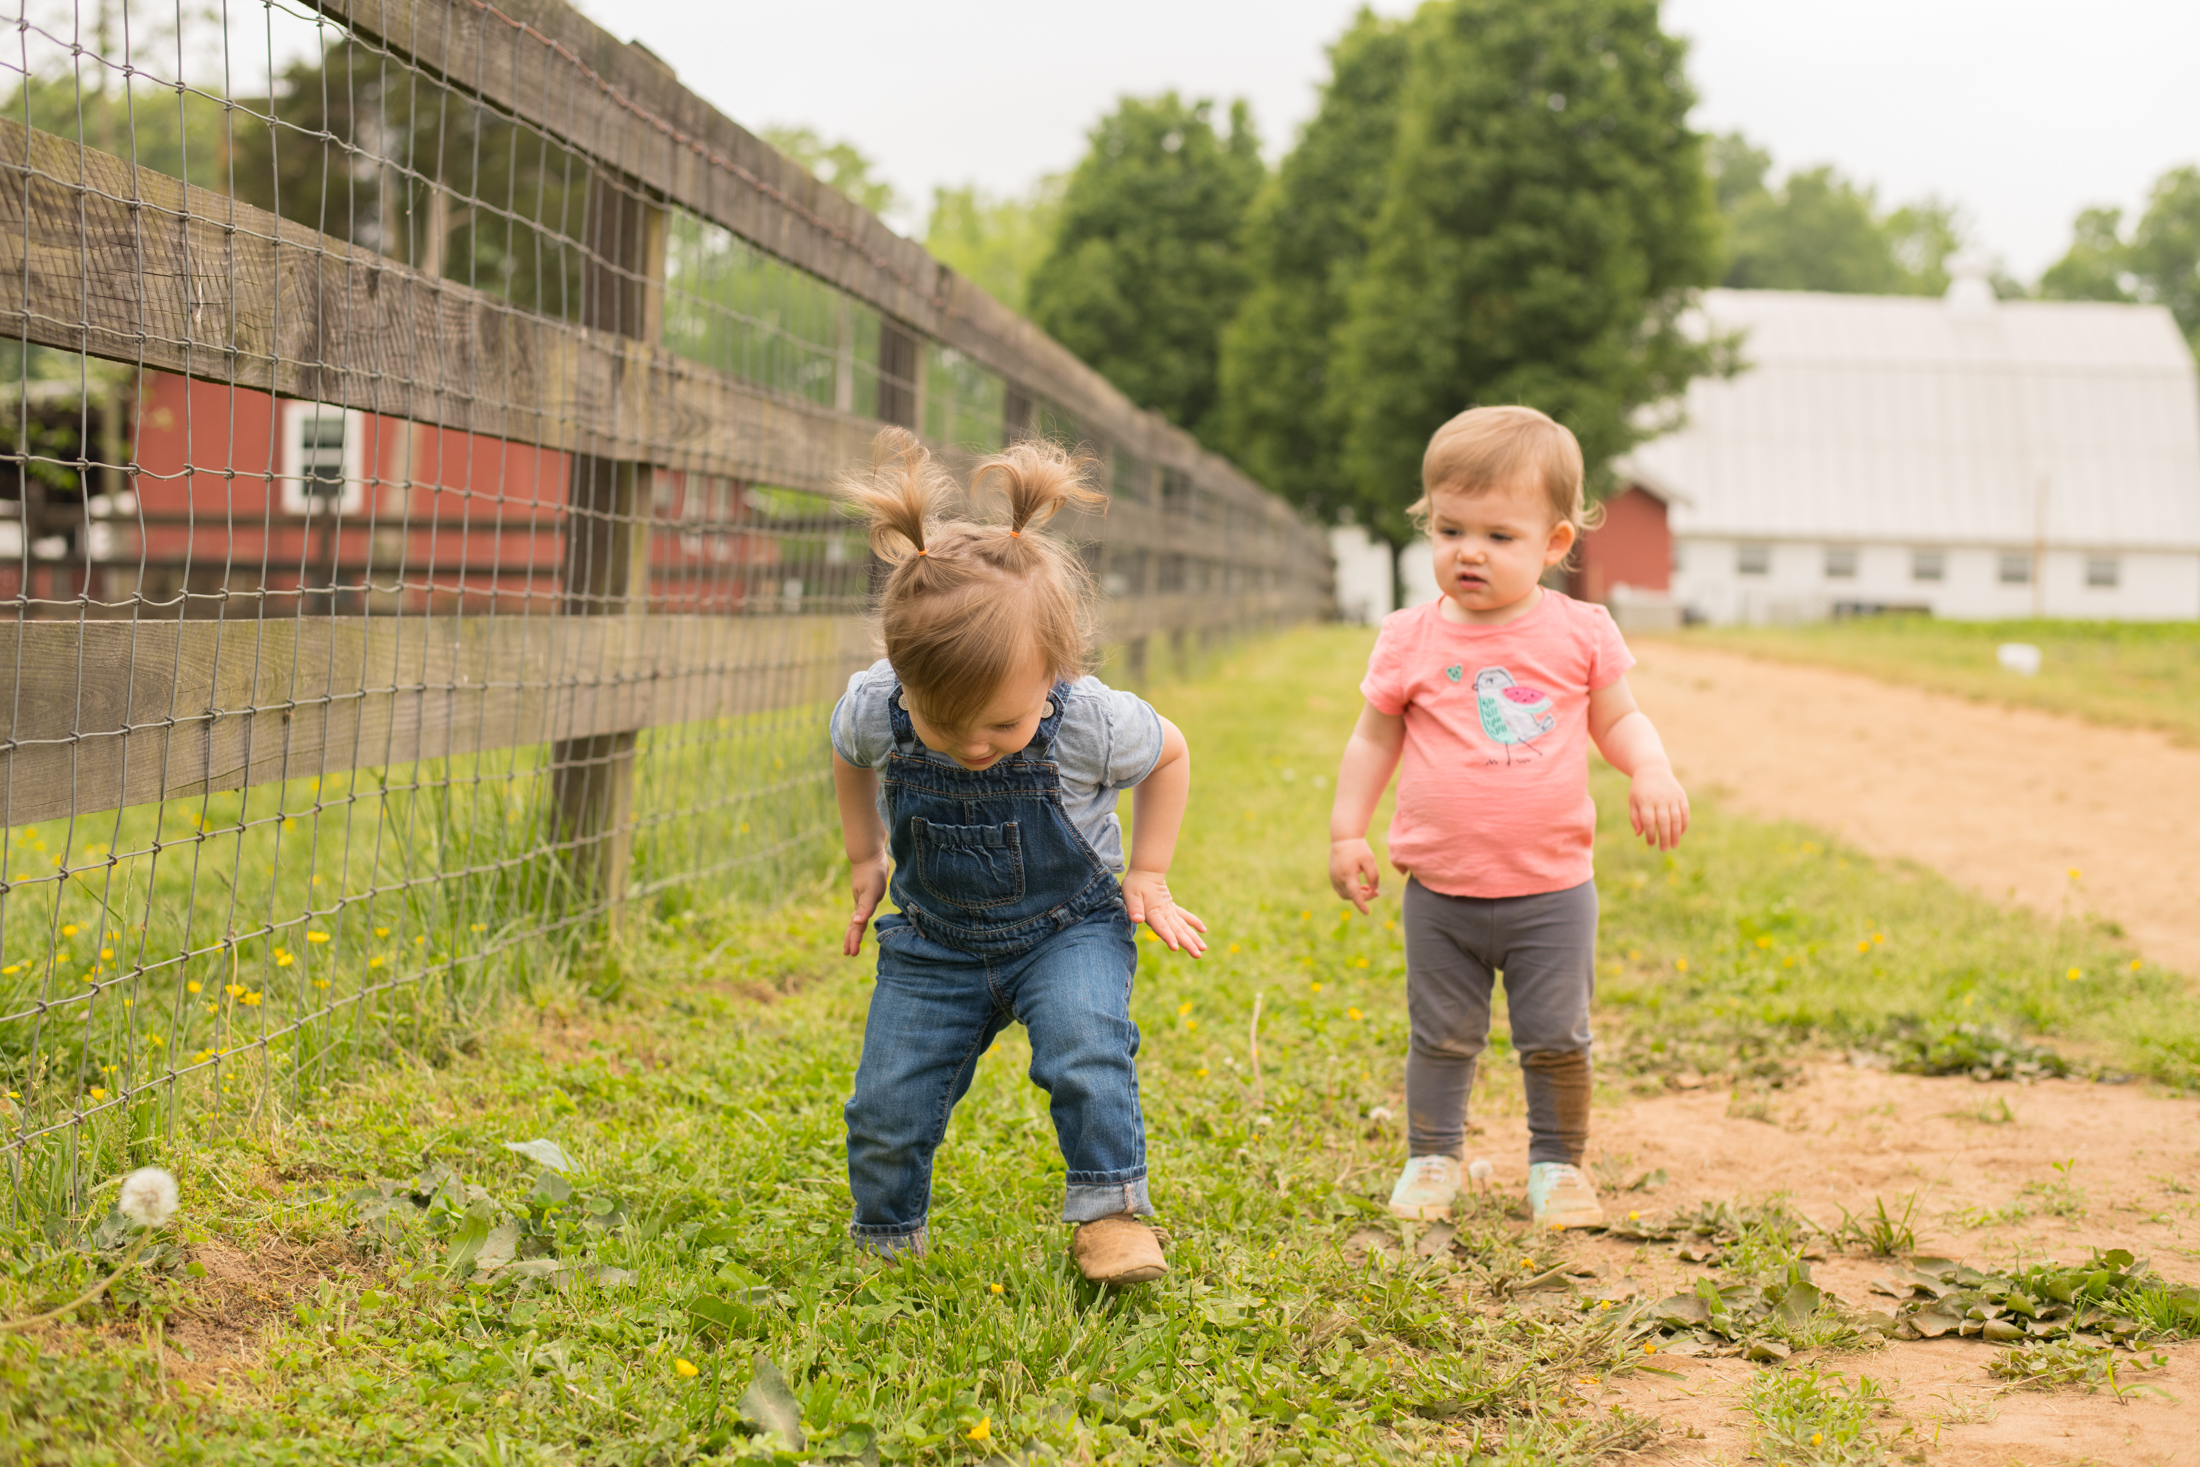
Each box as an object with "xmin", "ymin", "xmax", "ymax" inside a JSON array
[{"xmin": 0, "ymin": 0, "xmax": 1331, "ymax": 1215}]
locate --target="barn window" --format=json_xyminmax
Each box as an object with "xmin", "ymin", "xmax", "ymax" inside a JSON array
[
  {"xmin": 1910, "ymin": 549, "xmax": 1944, "ymax": 582},
  {"xmin": 1735, "ymin": 543, "xmax": 1770, "ymax": 576},
  {"xmin": 1998, "ymin": 552, "xmax": 2032, "ymax": 585},
  {"xmin": 1822, "ymin": 547, "xmax": 1857, "ymax": 579},
  {"xmin": 2086, "ymin": 555, "xmax": 2119, "ymax": 588},
  {"xmin": 279, "ymin": 401, "xmax": 366, "ymax": 517}
]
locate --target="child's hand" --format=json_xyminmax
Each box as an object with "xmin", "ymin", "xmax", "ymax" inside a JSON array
[
  {"xmin": 1329, "ymin": 837, "xmax": 1381, "ymax": 913},
  {"xmin": 1628, "ymin": 764, "xmax": 1691, "ymax": 850},
  {"xmin": 843, "ymin": 852, "xmax": 889, "ymax": 956},
  {"xmin": 1122, "ymin": 869, "xmax": 1208, "ymax": 957}
]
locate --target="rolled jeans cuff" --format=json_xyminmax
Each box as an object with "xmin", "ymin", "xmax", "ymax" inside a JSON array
[
  {"xmin": 1063, "ymin": 1177, "xmax": 1151, "ymax": 1223},
  {"xmin": 848, "ymin": 1224, "xmax": 927, "ymax": 1259}
]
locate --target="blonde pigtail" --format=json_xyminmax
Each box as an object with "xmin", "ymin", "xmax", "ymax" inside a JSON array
[{"xmin": 841, "ymin": 428, "xmax": 959, "ymax": 571}]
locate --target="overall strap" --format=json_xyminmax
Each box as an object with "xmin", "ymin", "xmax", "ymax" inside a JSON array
[
  {"xmin": 885, "ymin": 679, "xmax": 923, "ymax": 754},
  {"xmin": 1012, "ymin": 681, "xmax": 1076, "ymax": 763}
]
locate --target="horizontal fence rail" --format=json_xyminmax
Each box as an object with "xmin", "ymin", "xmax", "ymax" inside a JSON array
[{"xmin": 0, "ymin": 0, "xmax": 1331, "ymax": 1206}]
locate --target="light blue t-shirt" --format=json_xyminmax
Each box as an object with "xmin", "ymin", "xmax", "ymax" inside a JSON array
[{"xmin": 829, "ymin": 659, "xmax": 1165, "ymax": 873}]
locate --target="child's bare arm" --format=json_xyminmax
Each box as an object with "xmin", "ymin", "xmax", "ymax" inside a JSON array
[
  {"xmin": 833, "ymin": 751, "xmax": 891, "ymax": 956},
  {"xmin": 1328, "ymin": 704, "xmax": 1406, "ymax": 913},
  {"xmin": 1125, "ymin": 716, "xmax": 1207, "ymax": 957},
  {"xmin": 1587, "ymin": 677, "xmax": 1689, "ymax": 850}
]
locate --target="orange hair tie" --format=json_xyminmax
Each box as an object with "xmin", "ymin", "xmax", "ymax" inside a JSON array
[
  {"xmin": 1010, "ymin": 530, "xmax": 1021, "ymax": 538},
  {"xmin": 916, "ymin": 548, "xmax": 928, "ymax": 556}
]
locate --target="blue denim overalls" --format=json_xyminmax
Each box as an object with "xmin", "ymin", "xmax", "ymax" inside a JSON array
[{"xmin": 843, "ymin": 680, "xmax": 1150, "ymax": 1255}]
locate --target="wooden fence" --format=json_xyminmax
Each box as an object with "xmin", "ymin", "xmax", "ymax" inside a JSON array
[{"xmin": 0, "ymin": 0, "xmax": 1330, "ymax": 1195}]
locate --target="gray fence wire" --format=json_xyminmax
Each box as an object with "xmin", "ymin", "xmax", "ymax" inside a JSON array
[{"xmin": 0, "ymin": 0, "xmax": 1332, "ymax": 1213}]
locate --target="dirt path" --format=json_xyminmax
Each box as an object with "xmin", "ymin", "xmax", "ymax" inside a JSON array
[
  {"xmin": 1626, "ymin": 641, "xmax": 2200, "ymax": 976},
  {"xmin": 1456, "ymin": 1063, "xmax": 2200, "ymax": 1464}
]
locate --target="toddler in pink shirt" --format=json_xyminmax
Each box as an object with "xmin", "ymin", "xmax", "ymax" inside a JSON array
[{"xmin": 1327, "ymin": 405, "xmax": 1690, "ymax": 1230}]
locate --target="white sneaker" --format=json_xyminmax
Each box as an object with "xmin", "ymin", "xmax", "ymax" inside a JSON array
[
  {"xmin": 1526, "ymin": 1162, "xmax": 1604, "ymax": 1230},
  {"xmin": 1387, "ymin": 1155, "xmax": 1460, "ymax": 1220}
]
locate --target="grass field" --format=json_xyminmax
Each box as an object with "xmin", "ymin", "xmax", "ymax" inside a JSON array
[
  {"xmin": 1, "ymin": 625, "xmax": 2193, "ymax": 1464},
  {"xmin": 1689, "ymin": 617, "xmax": 2200, "ymax": 745}
]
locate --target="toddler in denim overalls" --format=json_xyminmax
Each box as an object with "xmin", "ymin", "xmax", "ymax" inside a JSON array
[{"xmin": 829, "ymin": 432, "xmax": 1206, "ymax": 1285}]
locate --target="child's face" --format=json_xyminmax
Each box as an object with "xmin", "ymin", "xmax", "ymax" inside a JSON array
[
  {"xmin": 904, "ymin": 652, "xmax": 1055, "ymax": 771},
  {"xmin": 1427, "ymin": 478, "xmax": 1576, "ymax": 620}
]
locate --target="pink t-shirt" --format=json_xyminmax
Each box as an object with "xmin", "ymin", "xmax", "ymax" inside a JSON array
[{"xmin": 1359, "ymin": 591, "xmax": 1635, "ymax": 899}]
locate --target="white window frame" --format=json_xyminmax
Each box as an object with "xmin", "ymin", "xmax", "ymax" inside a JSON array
[
  {"xmin": 1822, "ymin": 546, "xmax": 1858, "ymax": 580},
  {"xmin": 1910, "ymin": 549, "xmax": 1944, "ymax": 583},
  {"xmin": 1997, "ymin": 551, "xmax": 2032, "ymax": 585},
  {"xmin": 278, "ymin": 400, "xmax": 366, "ymax": 517},
  {"xmin": 1735, "ymin": 542, "xmax": 1770, "ymax": 576},
  {"xmin": 2085, "ymin": 555, "xmax": 2119, "ymax": 589}
]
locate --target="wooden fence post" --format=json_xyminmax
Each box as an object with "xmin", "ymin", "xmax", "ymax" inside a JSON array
[{"xmin": 554, "ymin": 168, "xmax": 665, "ymax": 916}]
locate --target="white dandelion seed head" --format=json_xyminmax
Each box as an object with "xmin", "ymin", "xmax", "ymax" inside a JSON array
[
  {"xmin": 1467, "ymin": 1159, "xmax": 1495, "ymax": 1183},
  {"xmin": 118, "ymin": 1166, "xmax": 179, "ymax": 1228},
  {"xmin": 1367, "ymin": 1106, "xmax": 1394, "ymax": 1123}
]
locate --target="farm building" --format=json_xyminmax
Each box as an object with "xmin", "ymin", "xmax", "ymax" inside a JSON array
[{"xmin": 1580, "ymin": 279, "xmax": 2200, "ymax": 624}]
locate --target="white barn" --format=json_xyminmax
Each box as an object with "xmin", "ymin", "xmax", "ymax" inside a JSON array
[{"xmin": 1616, "ymin": 281, "xmax": 2200, "ymax": 624}]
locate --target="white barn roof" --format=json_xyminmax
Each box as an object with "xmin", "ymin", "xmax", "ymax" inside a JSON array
[{"xmin": 1621, "ymin": 287, "xmax": 2200, "ymax": 551}]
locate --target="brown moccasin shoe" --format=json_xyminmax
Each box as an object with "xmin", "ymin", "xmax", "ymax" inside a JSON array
[{"xmin": 1071, "ymin": 1213, "xmax": 1167, "ymax": 1285}]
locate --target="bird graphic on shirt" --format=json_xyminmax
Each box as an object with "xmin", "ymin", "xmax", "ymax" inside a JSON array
[{"xmin": 1472, "ymin": 667, "xmax": 1555, "ymax": 765}]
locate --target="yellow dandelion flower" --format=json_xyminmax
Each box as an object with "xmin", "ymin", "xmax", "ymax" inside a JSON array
[
  {"xmin": 1178, "ymin": 1002, "xmax": 1192, "ymax": 1016},
  {"xmin": 1643, "ymin": 1341, "xmax": 1656, "ymax": 1354},
  {"xmin": 374, "ymin": 927, "xmax": 389, "ymax": 938},
  {"xmin": 224, "ymin": 983, "xmax": 246, "ymax": 998},
  {"xmin": 1674, "ymin": 957, "xmax": 1689, "ymax": 972},
  {"xmin": 1628, "ymin": 1211, "xmax": 1639, "ymax": 1221},
  {"xmin": 2067, "ymin": 867, "xmax": 2081, "ymax": 881},
  {"xmin": 1185, "ymin": 1019, "xmax": 1197, "ymax": 1031},
  {"xmin": 966, "ymin": 1418, "xmax": 991, "ymax": 1444},
  {"xmin": 414, "ymin": 935, "xmax": 426, "ymax": 945},
  {"xmin": 1195, "ymin": 1067, "xmax": 1209, "ymax": 1078},
  {"xmin": 99, "ymin": 948, "xmax": 112, "ymax": 961},
  {"xmin": 1300, "ymin": 910, "xmax": 1311, "ymax": 920},
  {"xmin": 673, "ymin": 1358, "xmax": 698, "ymax": 1379},
  {"xmin": 470, "ymin": 923, "xmax": 486, "ymax": 933},
  {"xmin": 1228, "ymin": 943, "xmax": 1240, "ymax": 954},
  {"xmin": 368, "ymin": 955, "xmax": 384, "ymax": 968},
  {"xmin": 1811, "ymin": 1433, "xmax": 1822, "ymax": 1447},
  {"xmin": 194, "ymin": 1049, "xmax": 213, "ymax": 1063},
  {"xmin": 1856, "ymin": 940, "xmax": 1872, "ymax": 953},
  {"xmin": 61, "ymin": 923, "xmax": 78, "ymax": 937},
  {"xmin": 2130, "ymin": 959, "xmax": 2143, "ymax": 972},
  {"xmin": 1, "ymin": 965, "xmax": 17, "ymax": 975},
  {"xmin": 1347, "ymin": 1007, "xmax": 1364, "ymax": 1021},
  {"xmin": 313, "ymin": 978, "xmax": 331, "ymax": 991},
  {"xmin": 89, "ymin": 1087, "xmax": 107, "ymax": 1101},
  {"xmin": 988, "ymin": 1283, "xmax": 1004, "ymax": 1295},
  {"xmin": 242, "ymin": 991, "xmax": 262, "ymax": 1006},
  {"xmin": 186, "ymin": 980, "xmax": 202, "ymax": 995},
  {"xmin": 306, "ymin": 932, "xmax": 329, "ymax": 944},
  {"xmin": 1311, "ymin": 981, "xmax": 1323, "ymax": 992},
  {"xmin": 147, "ymin": 1034, "xmax": 163, "ymax": 1047},
  {"xmin": 2067, "ymin": 967, "xmax": 2082, "ymax": 981},
  {"xmin": 275, "ymin": 951, "xmax": 294, "ymax": 967}
]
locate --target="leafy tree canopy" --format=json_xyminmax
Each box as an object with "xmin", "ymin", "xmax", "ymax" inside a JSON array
[
  {"xmin": 1213, "ymin": 9, "xmax": 1412, "ymax": 526},
  {"xmin": 2039, "ymin": 166, "xmax": 2200, "ymax": 356},
  {"xmin": 1331, "ymin": 0, "xmax": 1724, "ymax": 546},
  {"xmin": 923, "ymin": 177, "xmax": 1064, "ymax": 314},
  {"xmin": 1712, "ymin": 132, "xmax": 1965, "ymax": 296},
  {"xmin": 1026, "ymin": 93, "xmax": 1264, "ymax": 438},
  {"xmin": 761, "ymin": 125, "xmax": 900, "ymax": 218}
]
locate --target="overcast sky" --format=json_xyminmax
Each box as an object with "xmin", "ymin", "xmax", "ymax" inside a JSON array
[{"xmin": 591, "ymin": 0, "xmax": 2196, "ymax": 280}]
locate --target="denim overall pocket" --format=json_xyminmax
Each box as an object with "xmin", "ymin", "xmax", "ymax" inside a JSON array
[{"xmin": 910, "ymin": 817, "xmax": 1026, "ymax": 911}]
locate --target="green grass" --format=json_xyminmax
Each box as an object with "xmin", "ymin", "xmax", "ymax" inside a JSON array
[
  {"xmin": 0, "ymin": 625, "xmax": 2193, "ymax": 1463},
  {"xmin": 1687, "ymin": 616, "xmax": 2200, "ymax": 745}
]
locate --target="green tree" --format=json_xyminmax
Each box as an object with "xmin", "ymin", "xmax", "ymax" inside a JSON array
[
  {"xmin": 2037, "ymin": 206, "xmax": 2135, "ymax": 302},
  {"xmin": 1213, "ymin": 10, "xmax": 1411, "ymax": 524},
  {"xmin": 1332, "ymin": 0, "xmax": 1723, "ymax": 546},
  {"xmin": 2127, "ymin": 166, "xmax": 2200, "ymax": 353},
  {"xmin": 1710, "ymin": 132, "xmax": 1965, "ymax": 296},
  {"xmin": 923, "ymin": 177, "xmax": 1064, "ymax": 313},
  {"xmin": 762, "ymin": 125, "xmax": 900, "ymax": 217},
  {"xmin": 1027, "ymin": 94, "xmax": 1264, "ymax": 437}
]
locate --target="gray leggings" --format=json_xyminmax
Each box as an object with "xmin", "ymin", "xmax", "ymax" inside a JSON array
[{"xmin": 1402, "ymin": 876, "xmax": 1596, "ymax": 1165}]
